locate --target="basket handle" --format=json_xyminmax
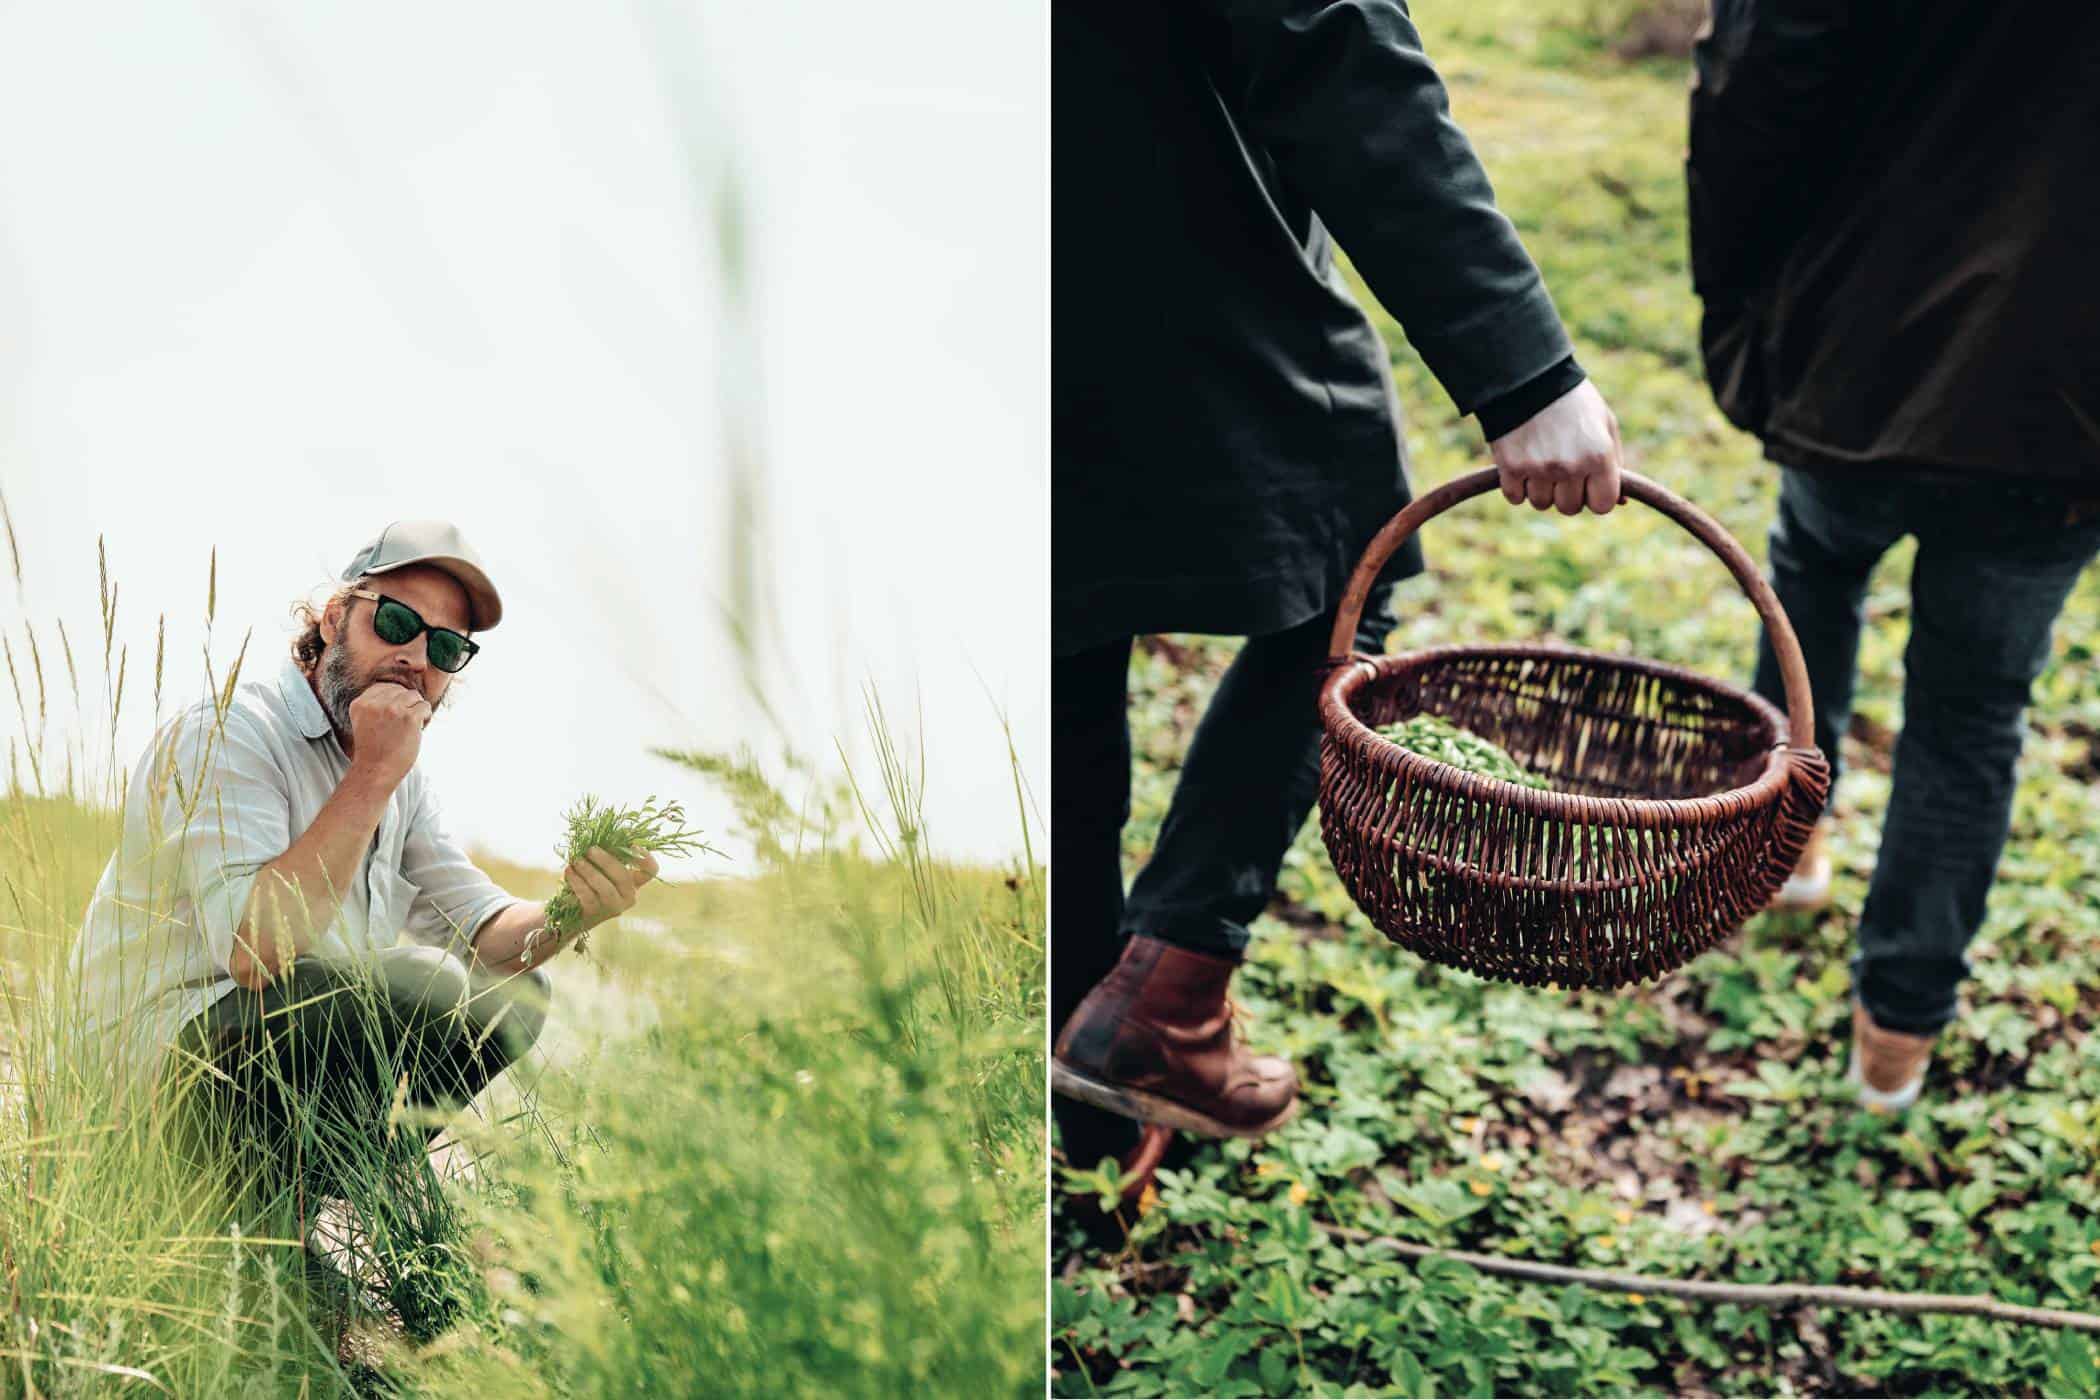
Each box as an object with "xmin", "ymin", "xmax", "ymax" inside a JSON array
[{"xmin": 1327, "ymin": 467, "xmax": 1817, "ymax": 750}]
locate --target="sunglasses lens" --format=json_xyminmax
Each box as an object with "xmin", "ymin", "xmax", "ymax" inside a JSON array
[
  {"xmin": 373, "ymin": 599, "xmax": 420, "ymax": 646},
  {"xmin": 369, "ymin": 596, "xmax": 471, "ymax": 672},
  {"xmin": 427, "ymin": 630, "xmax": 466, "ymax": 672}
]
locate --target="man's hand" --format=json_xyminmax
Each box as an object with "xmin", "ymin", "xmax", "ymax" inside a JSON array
[
  {"xmin": 565, "ymin": 847, "xmax": 662, "ymax": 934},
  {"xmin": 1489, "ymin": 379, "xmax": 1624, "ymax": 515},
  {"xmin": 347, "ymin": 682, "xmax": 432, "ymax": 787}
]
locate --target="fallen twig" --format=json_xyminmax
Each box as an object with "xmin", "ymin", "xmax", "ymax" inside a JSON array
[{"xmin": 1319, "ymin": 1223, "xmax": 2100, "ymax": 1334}]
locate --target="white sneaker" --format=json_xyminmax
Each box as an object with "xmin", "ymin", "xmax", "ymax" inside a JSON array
[
  {"xmin": 1846, "ymin": 1048, "xmax": 1923, "ymax": 1111},
  {"xmin": 1771, "ymin": 819, "xmax": 1834, "ymax": 911},
  {"xmin": 1774, "ymin": 858, "xmax": 1832, "ymax": 910}
]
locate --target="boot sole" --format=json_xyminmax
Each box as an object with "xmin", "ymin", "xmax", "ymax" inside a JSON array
[{"xmin": 1051, "ymin": 1060, "xmax": 1298, "ymax": 1140}]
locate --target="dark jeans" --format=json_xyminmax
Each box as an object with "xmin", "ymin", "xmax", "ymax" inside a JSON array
[
  {"xmin": 174, "ymin": 945, "xmax": 551, "ymax": 1199},
  {"xmin": 1052, "ymin": 589, "xmax": 1394, "ymax": 1167},
  {"xmin": 1751, "ymin": 467, "xmax": 2100, "ymax": 1035}
]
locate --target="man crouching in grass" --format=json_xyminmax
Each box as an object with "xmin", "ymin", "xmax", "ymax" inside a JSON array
[{"xmin": 68, "ymin": 520, "xmax": 657, "ymax": 1216}]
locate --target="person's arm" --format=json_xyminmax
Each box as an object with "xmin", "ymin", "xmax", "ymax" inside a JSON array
[
  {"xmin": 149, "ymin": 709, "xmax": 293, "ymax": 989},
  {"xmin": 1199, "ymin": 0, "xmax": 1619, "ymax": 508},
  {"xmin": 229, "ymin": 681, "xmax": 429, "ymax": 990},
  {"xmin": 461, "ymin": 899, "xmax": 550, "ymax": 976},
  {"xmin": 1687, "ymin": 0, "xmax": 1862, "ymax": 305}
]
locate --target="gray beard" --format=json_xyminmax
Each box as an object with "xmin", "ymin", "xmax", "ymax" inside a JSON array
[
  {"xmin": 317, "ymin": 641, "xmax": 361, "ymax": 741},
  {"xmin": 316, "ymin": 640, "xmax": 442, "ymax": 745}
]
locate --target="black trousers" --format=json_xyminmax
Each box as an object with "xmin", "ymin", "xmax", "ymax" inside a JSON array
[
  {"xmin": 1750, "ymin": 467, "xmax": 2100, "ymax": 1034},
  {"xmin": 174, "ymin": 945, "xmax": 551, "ymax": 1201},
  {"xmin": 1052, "ymin": 589, "xmax": 1395, "ymax": 1167}
]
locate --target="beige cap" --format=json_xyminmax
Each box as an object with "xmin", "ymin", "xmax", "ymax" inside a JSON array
[{"xmin": 340, "ymin": 520, "xmax": 503, "ymax": 631}]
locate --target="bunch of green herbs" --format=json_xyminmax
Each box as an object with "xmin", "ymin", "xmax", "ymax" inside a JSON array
[{"xmin": 544, "ymin": 793, "xmax": 717, "ymax": 950}]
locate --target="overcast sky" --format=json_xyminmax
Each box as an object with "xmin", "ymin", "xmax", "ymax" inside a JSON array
[{"xmin": 0, "ymin": 2, "xmax": 1047, "ymax": 877}]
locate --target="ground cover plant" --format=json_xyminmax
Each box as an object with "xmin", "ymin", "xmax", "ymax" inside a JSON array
[
  {"xmin": 0, "ymin": 552, "xmax": 1045, "ymax": 1396},
  {"xmin": 1051, "ymin": 7, "xmax": 2100, "ymax": 1395}
]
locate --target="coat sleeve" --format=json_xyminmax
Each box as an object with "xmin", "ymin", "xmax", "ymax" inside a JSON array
[
  {"xmin": 1687, "ymin": 0, "xmax": 1863, "ymax": 305},
  {"xmin": 1199, "ymin": 0, "xmax": 1576, "ymax": 417}
]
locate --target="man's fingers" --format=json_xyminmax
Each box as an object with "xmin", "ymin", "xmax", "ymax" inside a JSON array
[
  {"xmin": 1502, "ymin": 459, "xmax": 1624, "ymax": 516},
  {"xmin": 391, "ymin": 689, "xmax": 433, "ymax": 728},
  {"xmin": 1586, "ymin": 461, "xmax": 1622, "ymax": 515},
  {"xmin": 374, "ymin": 684, "xmax": 429, "ymax": 714},
  {"xmin": 635, "ymin": 851, "xmax": 661, "ymax": 885},
  {"xmin": 584, "ymin": 846, "xmax": 636, "ymax": 902},
  {"xmin": 567, "ymin": 859, "xmax": 617, "ymax": 918}
]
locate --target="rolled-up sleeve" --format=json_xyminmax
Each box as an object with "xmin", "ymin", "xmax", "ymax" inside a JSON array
[
  {"xmin": 149, "ymin": 708, "xmax": 291, "ymax": 976},
  {"xmin": 398, "ymin": 776, "xmax": 516, "ymax": 954}
]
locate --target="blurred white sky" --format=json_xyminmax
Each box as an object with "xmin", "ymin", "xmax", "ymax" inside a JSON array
[{"xmin": 0, "ymin": 3, "xmax": 1047, "ymax": 876}]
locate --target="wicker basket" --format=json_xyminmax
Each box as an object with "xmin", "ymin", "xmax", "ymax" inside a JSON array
[{"xmin": 1317, "ymin": 468, "xmax": 1830, "ymax": 990}]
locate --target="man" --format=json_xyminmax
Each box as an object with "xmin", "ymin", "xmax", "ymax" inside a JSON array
[
  {"xmin": 1052, "ymin": 0, "xmax": 1624, "ymax": 1195},
  {"xmin": 70, "ymin": 519, "xmax": 657, "ymax": 1186},
  {"xmin": 1689, "ymin": 5, "xmax": 2100, "ymax": 1108}
]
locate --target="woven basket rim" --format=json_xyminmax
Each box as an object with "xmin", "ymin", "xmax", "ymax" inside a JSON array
[{"xmin": 1320, "ymin": 642, "xmax": 1799, "ymax": 830}]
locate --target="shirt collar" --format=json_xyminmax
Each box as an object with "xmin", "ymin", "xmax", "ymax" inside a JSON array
[{"xmin": 277, "ymin": 654, "xmax": 334, "ymax": 741}]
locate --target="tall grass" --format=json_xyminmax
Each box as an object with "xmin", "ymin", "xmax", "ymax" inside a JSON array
[
  {"xmin": 0, "ymin": 544, "xmax": 1045, "ymax": 1396},
  {"xmin": 0, "ymin": 544, "xmax": 345, "ymax": 1395}
]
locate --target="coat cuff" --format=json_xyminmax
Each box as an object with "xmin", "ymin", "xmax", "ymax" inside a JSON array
[{"xmin": 1475, "ymin": 355, "xmax": 1586, "ymax": 441}]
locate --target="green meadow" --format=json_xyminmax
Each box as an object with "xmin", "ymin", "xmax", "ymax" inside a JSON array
[
  {"xmin": 0, "ymin": 559, "xmax": 1045, "ymax": 1396},
  {"xmin": 1053, "ymin": 7, "xmax": 2100, "ymax": 1397}
]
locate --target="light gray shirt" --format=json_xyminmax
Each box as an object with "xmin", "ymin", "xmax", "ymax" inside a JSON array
[{"xmin": 68, "ymin": 652, "xmax": 518, "ymax": 1080}]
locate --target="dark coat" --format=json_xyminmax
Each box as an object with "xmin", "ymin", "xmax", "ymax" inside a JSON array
[
  {"xmin": 1054, "ymin": 0, "xmax": 1581, "ymax": 658},
  {"xmin": 1689, "ymin": 2, "xmax": 2100, "ymax": 488}
]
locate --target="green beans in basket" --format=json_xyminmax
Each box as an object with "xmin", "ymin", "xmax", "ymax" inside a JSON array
[{"xmin": 1372, "ymin": 715, "xmax": 1551, "ymax": 792}]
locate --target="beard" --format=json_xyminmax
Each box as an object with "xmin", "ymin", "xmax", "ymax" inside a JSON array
[{"xmin": 315, "ymin": 639, "xmax": 445, "ymax": 742}]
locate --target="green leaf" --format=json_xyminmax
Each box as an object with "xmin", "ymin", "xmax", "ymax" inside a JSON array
[
  {"xmin": 2045, "ymin": 1332, "xmax": 2098, "ymax": 1399},
  {"xmin": 1258, "ymin": 1345, "xmax": 1289, "ymax": 1395}
]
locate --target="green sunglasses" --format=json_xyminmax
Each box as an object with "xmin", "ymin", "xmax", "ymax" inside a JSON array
[{"xmin": 346, "ymin": 588, "xmax": 480, "ymax": 673}]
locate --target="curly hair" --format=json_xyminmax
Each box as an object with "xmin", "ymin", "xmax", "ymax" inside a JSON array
[{"xmin": 289, "ymin": 583, "xmax": 357, "ymax": 673}]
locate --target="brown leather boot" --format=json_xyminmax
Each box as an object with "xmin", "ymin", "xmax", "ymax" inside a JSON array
[{"xmin": 1051, "ymin": 935, "xmax": 1299, "ymax": 1139}]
